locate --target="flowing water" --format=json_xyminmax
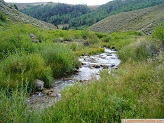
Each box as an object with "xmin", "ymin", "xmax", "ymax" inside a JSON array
[{"xmin": 26, "ymin": 48, "xmax": 121, "ymax": 109}]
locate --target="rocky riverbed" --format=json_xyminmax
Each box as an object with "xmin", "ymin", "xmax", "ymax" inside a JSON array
[{"xmin": 26, "ymin": 48, "xmax": 121, "ymax": 110}]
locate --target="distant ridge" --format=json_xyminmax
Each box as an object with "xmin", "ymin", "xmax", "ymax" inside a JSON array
[
  {"xmin": 0, "ymin": 0, "xmax": 57, "ymax": 29},
  {"xmin": 89, "ymin": 4, "xmax": 164, "ymax": 34},
  {"xmin": 8, "ymin": 2, "xmax": 56, "ymax": 10}
]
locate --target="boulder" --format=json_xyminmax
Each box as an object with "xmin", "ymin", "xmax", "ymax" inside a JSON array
[
  {"xmin": 100, "ymin": 64, "xmax": 108, "ymax": 69},
  {"xmin": 89, "ymin": 63, "xmax": 100, "ymax": 68},
  {"xmin": 32, "ymin": 39, "xmax": 39, "ymax": 43},
  {"xmin": 34, "ymin": 79, "xmax": 44, "ymax": 91},
  {"xmin": 29, "ymin": 33, "xmax": 37, "ymax": 39},
  {"xmin": 29, "ymin": 33, "xmax": 40, "ymax": 43},
  {"xmin": 43, "ymin": 89, "xmax": 58, "ymax": 97}
]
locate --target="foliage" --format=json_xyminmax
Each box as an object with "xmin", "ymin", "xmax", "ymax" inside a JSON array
[
  {"xmin": 21, "ymin": 3, "xmax": 91, "ymax": 27},
  {"xmin": 71, "ymin": 0, "xmax": 164, "ymax": 28},
  {"xmin": 0, "ymin": 18, "xmax": 164, "ymax": 123},
  {"xmin": 39, "ymin": 38, "xmax": 164, "ymax": 122},
  {"xmin": 20, "ymin": 0, "xmax": 164, "ymax": 28},
  {"xmin": 0, "ymin": 87, "xmax": 38, "ymax": 123},
  {"xmin": 118, "ymin": 37, "xmax": 158, "ymax": 62},
  {"xmin": 14, "ymin": 4, "xmax": 19, "ymax": 10},
  {"xmin": 0, "ymin": 24, "xmax": 84, "ymax": 88},
  {"xmin": 0, "ymin": 12, "xmax": 7, "ymax": 22},
  {"xmin": 153, "ymin": 21, "xmax": 164, "ymax": 43},
  {"xmin": 36, "ymin": 43, "xmax": 80, "ymax": 78},
  {"xmin": 0, "ymin": 53, "xmax": 52, "ymax": 88},
  {"xmin": 101, "ymin": 31, "xmax": 142, "ymax": 50}
]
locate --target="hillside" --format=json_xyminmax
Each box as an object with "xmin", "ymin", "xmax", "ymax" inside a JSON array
[
  {"xmin": 69, "ymin": 0, "xmax": 164, "ymax": 28},
  {"xmin": 20, "ymin": 3, "xmax": 91, "ymax": 29},
  {"xmin": 0, "ymin": 0, "xmax": 57, "ymax": 29},
  {"xmin": 8, "ymin": 2, "xmax": 55, "ymax": 10},
  {"xmin": 89, "ymin": 4, "xmax": 164, "ymax": 34},
  {"xmin": 18, "ymin": 0, "xmax": 164, "ymax": 29}
]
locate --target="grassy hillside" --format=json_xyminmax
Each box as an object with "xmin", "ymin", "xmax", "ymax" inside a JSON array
[
  {"xmin": 70, "ymin": 0, "xmax": 164, "ymax": 28},
  {"xmin": 0, "ymin": 0, "xmax": 57, "ymax": 29},
  {"xmin": 8, "ymin": 2, "xmax": 56, "ymax": 10},
  {"xmin": 89, "ymin": 4, "xmax": 164, "ymax": 34}
]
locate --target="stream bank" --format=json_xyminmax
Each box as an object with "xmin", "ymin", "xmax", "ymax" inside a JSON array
[{"xmin": 26, "ymin": 48, "xmax": 121, "ymax": 110}]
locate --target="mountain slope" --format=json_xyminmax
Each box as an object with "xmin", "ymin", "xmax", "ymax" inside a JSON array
[
  {"xmin": 20, "ymin": 3, "xmax": 91, "ymax": 28},
  {"xmin": 70, "ymin": 0, "xmax": 164, "ymax": 28},
  {"xmin": 17, "ymin": 0, "xmax": 164, "ymax": 29},
  {"xmin": 0, "ymin": 0, "xmax": 57, "ymax": 29},
  {"xmin": 89, "ymin": 4, "xmax": 164, "ymax": 34}
]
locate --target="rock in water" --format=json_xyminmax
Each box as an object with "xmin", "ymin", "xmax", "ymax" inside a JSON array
[{"xmin": 35, "ymin": 79, "xmax": 44, "ymax": 91}]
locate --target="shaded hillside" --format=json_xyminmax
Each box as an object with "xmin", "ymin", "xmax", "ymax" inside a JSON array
[
  {"xmin": 70, "ymin": 0, "xmax": 164, "ymax": 28},
  {"xmin": 0, "ymin": 0, "xmax": 57, "ymax": 29},
  {"xmin": 89, "ymin": 4, "xmax": 164, "ymax": 34}
]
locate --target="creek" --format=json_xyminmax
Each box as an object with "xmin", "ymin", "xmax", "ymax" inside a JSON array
[{"xmin": 26, "ymin": 48, "xmax": 121, "ymax": 109}]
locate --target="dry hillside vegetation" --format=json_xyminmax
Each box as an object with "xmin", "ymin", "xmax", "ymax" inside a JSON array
[
  {"xmin": 0, "ymin": 0, "xmax": 57, "ymax": 29},
  {"xmin": 89, "ymin": 4, "xmax": 164, "ymax": 34}
]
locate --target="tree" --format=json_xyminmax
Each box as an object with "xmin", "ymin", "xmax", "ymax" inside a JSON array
[{"xmin": 14, "ymin": 4, "xmax": 18, "ymax": 10}]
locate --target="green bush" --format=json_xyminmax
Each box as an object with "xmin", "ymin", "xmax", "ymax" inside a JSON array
[
  {"xmin": 0, "ymin": 53, "xmax": 52, "ymax": 88},
  {"xmin": 0, "ymin": 26, "xmax": 36, "ymax": 59},
  {"xmin": 118, "ymin": 39, "xmax": 158, "ymax": 62},
  {"xmin": 0, "ymin": 12, "xmax": 7, "ymax": 22},
  {"xmin": 153, "ymin": 21, "xmax": 164, "ymax": 43},
  {"xmin": 70, "ymin": 41, "xmax": 78, "ymax": 51},
  {"xmin": 36, "ymin": 43, "xmax": 80, "ymax": 78}
]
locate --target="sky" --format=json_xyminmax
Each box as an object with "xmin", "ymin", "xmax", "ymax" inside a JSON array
[{"xmin": 4, "ymin": 0, "xmax": 112, "ymax": 5}]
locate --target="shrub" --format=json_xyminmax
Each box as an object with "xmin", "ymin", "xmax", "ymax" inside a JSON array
[
  {"xmin": 36, "ymin": 43, "xmax": 80, "ymax": 78},
  {"xmin": 0, "ymin": 26, "xmax": 36, "ymax": 59},
  {"xmin": 118, "ymin": 39, "xmax": 158, "ymax": 62},
  {"xmin": 87, "ymin": 33, "xmax": 100, "ymax": 44},
  {"xmin": 153, "ymin": 21, "xmax": 164, "ymax": 43},
  {"xmin": 108, "ymin": 31, "xmax": 141, "ymax": 50},
  {"xmin": 70, "ymin": 41, "xmax": 78, "ymax": 51},
  {"xmin": 102, "ymin": 36, "xmax": 110, "ymax": 43},
  {"xmin": 0, "ymin": 12, "xmax": 7, "ymax": 22},
  {"xmin": 0, "ymin": 53, "xmax": 52, "ymax": 89}
]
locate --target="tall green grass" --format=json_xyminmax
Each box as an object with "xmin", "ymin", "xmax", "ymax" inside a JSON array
[
  {"xmin": 153, "ymin": 21, "xmax": 164, "ymax": 43},
  {"xmin": 102, "ymin": 31, "xmax": 143, "ymax": 50},
  {"xmin": 0, "ymin": 21, "xmax": 163, "ymax": 122},
  {"xmin": 39, "ymin": 41, "xmax": 163, "ymax": 122},
  {"xmin": 0, "ymin": 86, "xmax": 40, "ymax": 123},
  {"xmin": 36, "ymin": 42, "xmax": 80, "ymax": 78},
  {"xmin": 0, "ymin": 53, "xmax": 52, "ymax": 88},
  {"xmin": 118, "ymin": 37, "xmax": 158, "ymax": 62},
  {"xmin": 1, "ymin": 50, "xmax": 163, "ymax": 123},
  {"xmin": 0, "ymin": 24, "xmax": 83, "ymax": 88}
]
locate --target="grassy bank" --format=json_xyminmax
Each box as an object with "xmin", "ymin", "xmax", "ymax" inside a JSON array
[
  {"xmin": 39, "ymin": 37, "xmax": 164, "ymax": 122},
  {"xmin": 1, "ymin": 35, "xmax": 163, "ymax": 122}
]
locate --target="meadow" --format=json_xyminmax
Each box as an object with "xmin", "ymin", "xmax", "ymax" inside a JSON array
[{"xmin": 0, "ymin": 14, "xmax": 164, "ymax": 122}]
